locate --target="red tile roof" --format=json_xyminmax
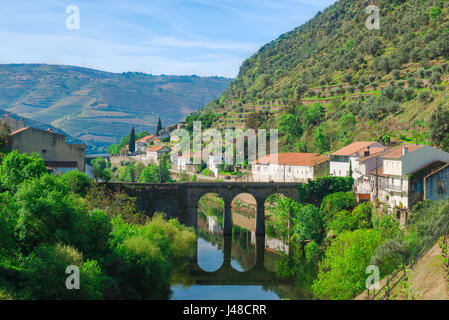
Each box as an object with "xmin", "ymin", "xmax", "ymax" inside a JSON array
[
  {"xmin": 255, "ymin": 153, "xmax": 328, "ymax": 166},
  {"xmin": 147, "ymin": 146, "xmax": 166, "ymax": 152},
  {"xmin": 332, "ymin": 141, "xmax": 380, "ymax": 156},
  {"xmin": 382, "ymin": 144, "xmax": 423, "ymax": 159},
  {"xmin": 136, "ymin": 135, "xmax": 156, "ymax": 143},
  {"xmin": 357, "ymin": 148, "xmax": 388, "ymax": 162}
]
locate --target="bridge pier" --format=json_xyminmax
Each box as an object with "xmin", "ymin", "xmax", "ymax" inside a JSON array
[
  {"xmin": 222, "ymin": 235, "xmax": 232, "ymax": 269},
  {"xmin": 255, "ymin": 235, "xmax": 265, "ymax": 268},
  {"xmin": 255, "ymin": 198, "xmax": 266, "ymax": 236},
  {"xmin": 223, "ymin": 197, "xmax": 233, "ymax": 236}
]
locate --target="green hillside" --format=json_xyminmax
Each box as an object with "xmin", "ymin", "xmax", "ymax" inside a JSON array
[
  {"xmin": 0, "ymin": 64, "xmax": 231, "ymax": 152},
  {"xmin": 204, "ymin": 0, "xmax": 449, "ymax": 153}
]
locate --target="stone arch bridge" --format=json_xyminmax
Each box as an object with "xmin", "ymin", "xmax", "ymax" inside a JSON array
[{"xmin": 102, "ymin": 182, "xmax": 300, "ymax": 236}]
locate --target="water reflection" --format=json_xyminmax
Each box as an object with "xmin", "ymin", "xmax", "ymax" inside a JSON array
[{"xmin": 170, "ymin": 194, "xmax": 315, "ymax": 300}]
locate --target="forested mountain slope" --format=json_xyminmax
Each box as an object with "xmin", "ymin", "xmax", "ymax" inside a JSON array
[{"xmin": 203, "ymin": 0, "xmax": 449, "ymax": 153}]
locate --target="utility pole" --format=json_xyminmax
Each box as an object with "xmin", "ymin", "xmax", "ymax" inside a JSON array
[{"xmin": 375, "ymin": 156, "xmax": 379, "ymax": 199}]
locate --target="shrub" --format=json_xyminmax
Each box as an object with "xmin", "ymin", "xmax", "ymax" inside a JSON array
[
  {"xmin": 313, "ymin": 229, "xmax": 383, "ymax": 299},
  {"xmin": 58, "ymin": 171, "xmax": 92, "ymax": 197},
  {"xmin": 21, "ymin": 244, "xmax": 105, "ymax": 299},
  {"xmin": 320, "ymin": 191, "xmax": 357, "ymax": 224},
  {"xmin": 297, "ymin": 176, "xmax": 354, "ymax": 205},
  {"xmin": 0, "ymin": 151, "xmax": 47, "ymax": 193}
]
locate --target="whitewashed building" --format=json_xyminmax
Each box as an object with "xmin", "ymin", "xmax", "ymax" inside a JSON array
[
  {"xmin": 370, "ymin": 144, "xmax": 449, "ymax": 210},
  {"xmin": 146, "ymin": 145, "xmax": 171, "ymax": 164},
  {"xmin": 252, "ymin": 153, "xmax": 328, "ymax": 183},
  {"xmin": 208, "ymin": 154, "xmax": 234, "ymax": 177},
  {"xmin": 135, "ymin": 135, "xmax": 158, "ymax": 153},
  {"xmin": 330, "ymin": 141, "xmax": 385, "ymax": 178}
]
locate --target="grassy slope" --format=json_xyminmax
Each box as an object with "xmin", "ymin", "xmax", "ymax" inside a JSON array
[{"xmin": 356, "ymin": 241, "xmax": 449, "ymax": 300}]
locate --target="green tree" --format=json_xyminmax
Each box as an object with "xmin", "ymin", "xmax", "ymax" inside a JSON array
[
  {"xmin": 91, "ymin": 157, "xmax": 111, "ymax": 182},
  {"xmin": 429, "ymin": 105, "xmax": 449, "ymax": 146},
  {"xmin": 57, "ymin": 170, "xmax": 92, "ymax": 197},
  {"xmin": 320, "ymin": 191, "xmax": 356, "ymax": 225},
  {"xmin": 277, "ymin": 114, "xmax": 302, "ymax": 142},
  {"xmin": 138, "ymin": 164, "xmax": 159, "ymax": 183},
  {"xmin": 156, "ymin": 117, "xmax": 162, "ymax": 136},
  {"xmin": 371, "ymin": 239, "xmax": 408, "ymax": 276},
  {"xmin": 312, "ymin": 229, "xmax": 383, "ymax": 299},
  {"xmin": 327, "ymin": 202, "xmax": 373, "ymax": 234},
  {"xmin": 429, "ymin": 6, "xmax": 442, "ymax": 20},
  {"xmin": 129, "ymin": 127, "xmax": 136, "ymax": 154},
  {"xmin": 0, "ymin": 150, "xmax": 47, "ymax": 192},
  {"xmin": 21, "ymin": 243, "xmax": 106, "ymax": 299}
]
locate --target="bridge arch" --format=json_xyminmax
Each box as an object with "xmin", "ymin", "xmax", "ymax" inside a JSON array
[
  {"xmin": 102, "ymin": 182, "xmax": 301, "ymax": 236},
  {"xmin": 196, "ymin": 193, "xmax": 224, "ymax": 272}
]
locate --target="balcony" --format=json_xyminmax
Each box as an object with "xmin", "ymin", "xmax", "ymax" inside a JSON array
[{"xmin": 384, "ymin": 184, "xmax": 406, "ymax": 192}]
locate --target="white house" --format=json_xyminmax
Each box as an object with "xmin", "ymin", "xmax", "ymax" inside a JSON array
[
  {"xmin": 330, "ymin": 141, "xmax": 385, "ymax": 178},
  {"xmin": 135, "ymin": 135, "xmax": 158, "ymax": 153},
  {"xmin": 208, "ymin": 154, "xmax": 234, "ymax": 177},
  {"xmin": 146, "ymin": 145, "xmax": 171, "ymax": 164},
  {"xmin": 252, "ymin": 153, "xmax": 328, "ymax": 183},
  {"xmin": 176, "ymin": 151, "xmax": 208, "ymax": 172},
  {"xmin": 354, "ymin": 149, "xmax": 388, "ymax": 194},
  {"xmin": 370, "ymin": 144, "xmax": 449, "ymax": 210}
]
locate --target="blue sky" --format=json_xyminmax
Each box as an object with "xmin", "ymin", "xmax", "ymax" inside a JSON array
[{"xmin": 0, "ymin": 0, "xmax": 335, "ymax": 77}]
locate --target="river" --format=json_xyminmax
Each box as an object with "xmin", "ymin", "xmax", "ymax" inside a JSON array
[{"xmin": 170, "ymin": 199, "xmax": 316, "ymax": 300}]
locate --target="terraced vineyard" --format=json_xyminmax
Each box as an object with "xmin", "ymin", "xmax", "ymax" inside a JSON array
[
  {"xmin": 202, "ymin": 0, "xmax": 449, "ymax": 153},
  {"xmin": 0, "ymin": 64, "xmax": 231, "ymax": 152}
]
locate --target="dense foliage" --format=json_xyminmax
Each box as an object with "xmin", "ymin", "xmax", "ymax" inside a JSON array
[
  {"xmin": 0, "ymin": 151, "xmax": 196, "ymax": 300},
  {"xmin": 297, "ymin": 176, "xmax": 354, "ymax": 204}
]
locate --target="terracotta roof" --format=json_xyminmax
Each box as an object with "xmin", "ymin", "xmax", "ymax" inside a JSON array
[
  {"xmin": 10, "ymin": 127, "xmax": 30, "ymax": 135},
  {"xmin": 357, "ymin": 148, "xmax": 389, "ymax": 162},
  {"xmin": 382, "ymin": 144, "xmax": 423, "ymax": 159},
  {"xmin": 136, "ymin": 135, "xmax": 156, "ymax": 143},
  {"xmin": 148, "ymin": 146, "xmax": 167, "ymax": 152},
  {"xmin": 331, "ymin": 141, "xmax": 380, "ymax": 156},
  {"xmin": 255, "ymin": 153, "xmax": 328, "ymax": 166}
]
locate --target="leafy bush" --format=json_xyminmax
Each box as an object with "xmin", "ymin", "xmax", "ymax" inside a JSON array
[
  {"xmin": 312, "ymin": 229, "xmax": 383, "ymax": 299},
  {"xmin": 21, "ymin": 244, "xmax": 105, "ymax": 300},
  {"xmin": 0, "ymin": 151, "xmax": 47, "ymax": 192},
  {"xmin": 320, "ymin": 191, "xmax": 357, "ymax": 224},
  {"xmin": 297, "ymin": 176, "xmax": 354, "ymax": 205},
  {"xmin": 57, "ymin": 170, "xmax": 92, "ymax": 197}
]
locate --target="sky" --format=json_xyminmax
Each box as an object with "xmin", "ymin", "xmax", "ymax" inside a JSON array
[{"xmin": 0, "ymin": 0, "xmax": 335, "ymax": 78}]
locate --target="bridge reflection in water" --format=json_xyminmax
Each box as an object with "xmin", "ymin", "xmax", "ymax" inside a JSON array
[{"xmin": 190, "ymin": 235, "xmax": 291, "ymax": 286}]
